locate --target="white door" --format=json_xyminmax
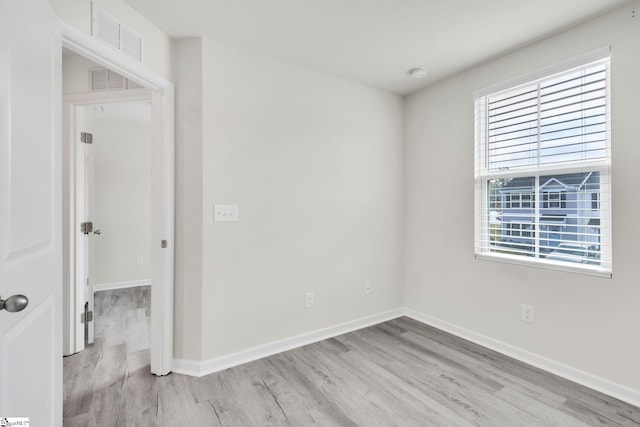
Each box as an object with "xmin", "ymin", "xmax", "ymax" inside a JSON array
[
  {"xmin": 0, "ymin": 0, "xmax": 62, "ymax": 425},
  {"xmin": 75, "ymin": 108, "xmax": 95, "ymax": 347}
]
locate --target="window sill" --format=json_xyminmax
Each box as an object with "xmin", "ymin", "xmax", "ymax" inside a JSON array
[{"xmin": 475, "ymin": 253, "xmax": 612, "ymax": 279}]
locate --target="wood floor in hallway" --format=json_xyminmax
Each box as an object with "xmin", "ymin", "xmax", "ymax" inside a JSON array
[{"xmin": 63, "ymin": 287, "xmax": 640, "ymax": 426}]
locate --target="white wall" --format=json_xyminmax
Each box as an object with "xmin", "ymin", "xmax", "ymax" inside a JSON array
[
  {"xmin": 200, "ymin": 39, "xmax": 405, "ymax": 359},
  {"xmin": 172, "ymin": 38, "xmax": 405, "ymax": 361},
  {"xmin": 89, "ymin": 109, "xmax": 152, "ymax": 286},
  {"xmin": 173, "ymin": 38, "xmax": 203, "ymax": 361},
  {"xmin": 404, "ymin": 2, "xmax": 640, "ymax": 392},
  {"xmin": 62, "ymin": 51, "xmax": 96, "ymax": 94},
  {"xmin": 51, "ymin": 0, "xmax": 172, "ymax": 80}
]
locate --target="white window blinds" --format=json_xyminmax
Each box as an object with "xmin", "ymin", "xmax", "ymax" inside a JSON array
[{"xmin": 474, "ymin": 51, "xmax": 611, "ymax": 277}]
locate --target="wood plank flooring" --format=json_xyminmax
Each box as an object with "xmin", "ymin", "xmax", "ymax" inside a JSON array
[{"xmin": 64, "ymin": 287, "xmax": 640, "ymax": 426}]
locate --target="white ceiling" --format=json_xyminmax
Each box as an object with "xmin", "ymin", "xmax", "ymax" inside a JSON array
[{"xmin": 124, "ymin": 0, "xmax": 631, "ymax": 95}]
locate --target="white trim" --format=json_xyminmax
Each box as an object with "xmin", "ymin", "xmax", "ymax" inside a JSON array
[
  {"xmin": 173, "ymin": 308, "xmax": 405, "ymax": 377},
  {"xmin": 474, "ymin": 253, "xmax": 612, "ymax": 279},
  {"xmin": 94, "ymin": 280, "xmax": 151, "ymax": 292},
  {"xmin": 61, "ymin": 22, "xmax": 163, "ymax": 90},
  {"xmin": 404, "ymin": 308, "xmax": 640, "ymax": 409},
  {"xmin": 61, "ymin": 22, "xmax": 175, "ymax": 376},
  {"xmin": 65, "ymin": 88, "xmax": 151, "ymax": 104},
  {"xmin": 151, "ymin": 86, "xmax": 175, "ymax": 376},
  {"xmin": 172, "ymin": 358, "xmax": 201, "ymax": 376},
  {"xmin": 473, "ymin": 46, "xmax": 610, "ymax": 99}
]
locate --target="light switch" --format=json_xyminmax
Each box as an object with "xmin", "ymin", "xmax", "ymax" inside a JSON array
[{"xmin": 214, "ymin": 204, "xmax": 239, "ymax": 222}]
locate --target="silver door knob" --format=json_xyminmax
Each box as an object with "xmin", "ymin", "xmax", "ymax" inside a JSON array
[{"xmin": 0, "ymin": 294, "xmax": 29, "ymax": 312}]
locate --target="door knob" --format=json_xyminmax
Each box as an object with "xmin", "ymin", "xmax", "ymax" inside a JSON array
[
  {"xmin": 0, "ymin": 294, "xmax": 29, "ymax": 312},
  {"xmin": 93, "ymin": 229, "xmax": 101, "ymax": 235}
]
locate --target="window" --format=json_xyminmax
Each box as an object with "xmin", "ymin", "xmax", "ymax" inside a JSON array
[
  {"xmin": 510, "ymin": 193, "xmax": 521, "ymax": 208},
  {"xmin": 542, "ymin": 192, "xmax": 567, "ymax": 209},
  {"xmin": 591, "ymin": 192, "xmax": 600, "ymax": 210},
  {"xmin": 505, "ymin": 192, "xmax": 534, "ymax": 209},
  {"xmin": 474, "ymin": 49, "xmax": 611, "ymax": 276},
  {"xmin": 505, "ymin": 223, "xmax": 536, "ymax": 239}
]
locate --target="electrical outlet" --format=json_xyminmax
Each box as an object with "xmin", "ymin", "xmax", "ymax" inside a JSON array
[
  {"xmin": 521, "ymin": 304, "xmax": 535, "ymax": 323},
  {"xmin": 305, "ymin": 292, "xmax": 314, "ymax": 308},
  {"xmin": 364, "ymin": 281, "xmax": 372, "ymax": 295},
  {"xmin": 136, "ymin": 256, "xmax": 144, "ymax": 266}
]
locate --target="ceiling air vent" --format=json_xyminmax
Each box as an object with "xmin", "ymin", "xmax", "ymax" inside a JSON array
[
  {"xmin": 121, "ymin": 26, "xmax": 143, "ymax": 62},
  {"xmin": 91, "ymin": 3, "xmax": 143, "ymax": 62},
  {"xmin": 89, "ymin": 68, "xmax": 131, "ymax": 91}
]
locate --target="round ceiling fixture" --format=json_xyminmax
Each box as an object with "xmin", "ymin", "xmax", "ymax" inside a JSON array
[{"xmin": 408, "ymin": 67, "xmax": 428, "ymax": 78}]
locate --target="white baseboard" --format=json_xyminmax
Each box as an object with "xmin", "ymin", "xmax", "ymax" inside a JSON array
[
  {"xmin": 94, "ymin": 279, "xmax": 151, "ymax": 292},
  {"xmin": 173, "ymin": 308, "xmax": 405, "ymax": 377},
  {"xmin": 403, "ymin": 308, "xmax": 640, "ymax": 409}
]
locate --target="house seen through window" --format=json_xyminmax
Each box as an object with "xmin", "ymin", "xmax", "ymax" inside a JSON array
[{"xmin": 474, "ymin": 49, "xmax": 611, "ymax": 276}]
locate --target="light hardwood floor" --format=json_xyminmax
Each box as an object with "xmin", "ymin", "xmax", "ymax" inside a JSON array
[{"xmin": 64, "ymin": 287, "xmax": 640, "ymax": 426}]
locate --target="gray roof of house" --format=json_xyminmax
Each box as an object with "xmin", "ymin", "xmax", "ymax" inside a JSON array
[{"xmin": 500, "ymin": 172, "xmax": 599, "ymax": 192}]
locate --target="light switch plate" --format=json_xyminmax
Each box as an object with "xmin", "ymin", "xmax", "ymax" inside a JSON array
[{"xmin": 214, "ymin": 204, "xmax": 239, "ymax": 222}]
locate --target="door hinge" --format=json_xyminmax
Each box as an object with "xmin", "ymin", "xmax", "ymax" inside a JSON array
[
  {"xmin": 80, "ymin": 310, "xmax": 94, "ymax": 323},
  {"xmin": 81, "ymin": 221, "xmax": 93, "ymax": 235},
  {"xmin": 81, "ymin": 132, "xmax": 93, "ymax": 144},
  {"xmin": 161, "ymin": 239, "xmax": 168, "ymax": 248}
]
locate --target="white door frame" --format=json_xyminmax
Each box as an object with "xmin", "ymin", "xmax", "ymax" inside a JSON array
[{"xmin": 61, "ymin": 23, "xmax": 175, "ymax": 376}]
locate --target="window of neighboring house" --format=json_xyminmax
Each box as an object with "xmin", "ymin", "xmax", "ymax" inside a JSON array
[
  {"xmin": 474, "ymin": 48, "xmax": 611, "ymax": 276},
  {"xmin": 511, "ymin": 193, "xmax": 521, "ymax": 208},
  {"xmin": 591, "ymin": 192, "xmax": 600, "ymax": 210},
  {"xmin": 507, "ymin": 223, "xmax": 535, "ymax": 239},
  {"xmin": 549, "ymin": 225, "xmax": 562, "ymax": 234},
  {"xmin": 505, "ymin": 192, "xmax": 534, "ymax": 209},
  {"xmin": 542, "ymin": 191, "xmax": 567, "ymax": 209}
]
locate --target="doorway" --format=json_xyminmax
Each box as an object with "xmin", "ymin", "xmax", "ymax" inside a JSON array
[
  {"xmin": 84, "ymin": 99, "xmax": 153, "ymax": 296},
  {"xmin": 66, "ymin": 93, "xmax": 153, "ymax": 352},
  {"xmin": 61, "ymin": 25, "xmax": 175, "ymax": 376}
]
